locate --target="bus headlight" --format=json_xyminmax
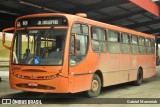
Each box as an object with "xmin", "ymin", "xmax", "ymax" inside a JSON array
[
  {"xmin": 51, "ymin": 75, "xmax": 55, "ymax": 79},
  {"xmin": 45, "ymin": 76, "xmax": 49, "ymax": 79}
]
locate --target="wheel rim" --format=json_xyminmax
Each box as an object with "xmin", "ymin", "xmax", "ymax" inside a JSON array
[{"xmin": 91, "ymin": 80, "xmax": 99, "ymax": 92}]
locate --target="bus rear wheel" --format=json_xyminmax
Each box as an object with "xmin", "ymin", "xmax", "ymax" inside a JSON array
[
  {"xmin": 87, "ymin": 74, "xmax": 101, "ymax": 97},
  {"xmin": 133, "ymin": 69, "xmax": 143, "ymax": 86}
]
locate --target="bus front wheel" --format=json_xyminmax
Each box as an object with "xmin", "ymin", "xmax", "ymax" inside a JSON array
[
  {"xmin": 133, "ymin": 69, "xmax": 143, "ymax": 86},
  {"xmin": 87, "ymin": 74, "xmax": 101, "ymax": 97}
]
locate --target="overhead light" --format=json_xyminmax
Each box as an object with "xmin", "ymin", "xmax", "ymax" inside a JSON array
[
  {"xmin": 43, "ymin": 7, "xmax": 60, "ymax": 13},
  {"xmin": 19, "ymin": 0, "xmax": 41, "ymax": 8},
  {"xmin": 0, "ymin": 10, "xmax": 19, "ymax": 16},
  {"xmin": 18, "ymin": 0, "xmax": 61, "ymax": 13}
]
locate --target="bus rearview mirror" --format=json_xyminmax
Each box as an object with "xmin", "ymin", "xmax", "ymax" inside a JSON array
[
  {"xmin": 72, "ymin": 33, "xmax": 80, "ymax": 55},
  {"xmin": 2, "ymin": 27, "xmax": 15, "ymax": 50},
  {"xmin": 76, "ymin": 39, "xmax": 80, "ymax": 51},
  {"xmin": 2, "ymin": 32, "xmax": 5, "ymax": 44}
]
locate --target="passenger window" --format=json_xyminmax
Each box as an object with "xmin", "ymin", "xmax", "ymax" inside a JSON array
[
  {"xmin": 145, "ymin": 38, "xmax": 151, "ymax": 46},
  {"xmin": 91, "ymin": 27, "xmax": 107, "ymax": 52},
  {"xmin": 122, "ymin": 33, "xmax": 130, "ymax": 44},
  {"xmin": 151, "ymin": 39, "xmax": 155, "ymax": 54},
  {"xmin": 69, "ymin": 23, "xmax": 89, "ymax": 66},
  {"xmin": 145, "ymin": 38, "xmax": 152, "ymax": 54},
  {"xmin": 121, "ymin": 33, "xmax": 131, "ymax": 54},
  {"xmin": 139, "ymin": 37, "xmax": 145, "ymax": 46},
  {"xmin": 108, "ymin": 30, "xmax": 120, "ymax": 42},
  {"xmin": 131, "ymin": 35, "xmax": 138, "ymax": 45},
  {"xmin": 131, "ymin": 35, "xmax": 139, "ymax": 54},
  {"xmin": 139, "ymin": 37, "xmax": 146, "ymax": 54},
  {"xmin": 108, "ymin": 30, "xmax": 121, "ymax": 54}
]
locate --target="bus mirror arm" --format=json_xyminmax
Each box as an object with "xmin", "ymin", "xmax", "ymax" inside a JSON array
[
  {"xmin": 73, "ymin": 33, "xmax": 77, "ymax": 56},
  {"xmin": 2, "ymin": 32, "xmax": 11, "ymax": 50},
  {"xmin": 2, "ymin": 32, "xmax": 5, "ymax": 44},
  {"xmin": 2, "ymin": 27, "xmax": 14, "ymax": 50},
  {"xmin": 72, "ymin": 33, "xmax": 80, "ymax": 56}
]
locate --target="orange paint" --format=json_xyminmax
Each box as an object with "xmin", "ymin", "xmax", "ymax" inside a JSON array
[
  {"xmin": 130, "ymin": 0, "xmax": 159, "ymax": 16},
  {"xmin": 2, "ymin": 13, "xmax": 156, "ymax": 94}
]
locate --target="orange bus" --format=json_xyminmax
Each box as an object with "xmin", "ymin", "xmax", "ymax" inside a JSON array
[{"xmin": 2, "ymin": 13, "xmax": 156, "ymax": 97}]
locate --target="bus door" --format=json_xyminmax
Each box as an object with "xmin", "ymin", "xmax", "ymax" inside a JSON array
[{"xmin": 68, "ymin": 23, "xmax": 91, "ymax": 93}]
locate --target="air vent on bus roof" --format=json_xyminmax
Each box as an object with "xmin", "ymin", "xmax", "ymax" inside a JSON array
[{"xmin": 75, "ymin": 13, "xmax": 87, "ymax": 18}]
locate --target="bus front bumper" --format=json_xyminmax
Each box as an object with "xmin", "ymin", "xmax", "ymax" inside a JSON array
[{"xmin": 9, "ymin": 75, "xmax": 69, "ymax": 93}]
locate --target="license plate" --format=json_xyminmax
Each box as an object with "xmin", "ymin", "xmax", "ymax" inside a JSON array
[{"xmin": 28, "ymin": 83, "xmax": 38, "ymax": 87}]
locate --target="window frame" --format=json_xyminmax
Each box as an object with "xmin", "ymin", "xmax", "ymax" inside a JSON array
[
  {"xmin": 130, "ymin": 35, "xmax": 139, "ymax": 54},
  {"xmin": 151, "ymin": 38, "xmax": 155, "ymax": 54},
  {"xmin": 108, "ymin": 30, "xmax": 120, "ymax": 43},
  {"xmin": 145, "ymin": 38, "xmax": 153, "ymax": 55},
  {"xmin": 145, "ymin": 38, "xmax": 151, "ymax": 46},
  {"xmin": 138, "ymin": 36, "xmax": 146, "ymax": 55},
  {"xmin": 121, "ymin": 33, "xmax": 131, "ymax": 54},
  {"xmin": 121, "ymin": 33, "xmax": 130, "ymax": 44},
  {"xmin": 91, "ymin": 26, "xmax": 107, "ymax": 53},
  {"xmin": 131, "ymin": 35, "xmax": 138, "ymax": 45},
  {"xmin": 107, "ymin": 29, "xmax": 121, "ymax": 54},
  {"xmin": 138, "ymin": 36, "xmax": 145, "ymax": 46}
]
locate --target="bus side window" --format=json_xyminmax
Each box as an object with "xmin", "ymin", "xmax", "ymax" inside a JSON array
[
  {"xmin": 122, "ymin": 33, "xmax": 130, "ymax": 44},
  {"xmin": 151, "ymin": 39, "xmax": 155, "ymax": 54},
  {"xmin": 91, "ymin": 27, "xmax": 107, "ymax": 52},
  {"xmin": 145, "ymin": 38, "xmax": 152, "ymax": 54},
  {"xmin": 131, "ymin": 35, "xmax": 139, "ymax": 54},
  {"xmin": 108, "ymin": 30, "xmax": 121, "ymax": 54},
  {"xmin": 139, "ymin": 37, "xmax": 146, "ymax": 54},
  {"xmin": 121, "ymin": 33, "xmax": 131, "ymax": 54}
]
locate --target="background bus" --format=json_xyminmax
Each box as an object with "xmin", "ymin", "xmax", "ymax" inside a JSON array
[{"xmin": 2, "ymin": 13, "xmax": 156, "ymax": 97}]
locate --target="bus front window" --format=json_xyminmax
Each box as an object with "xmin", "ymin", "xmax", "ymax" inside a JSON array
[{"xmin": 12, "ymin": 28, "xmax": 67, "ymax": 65}]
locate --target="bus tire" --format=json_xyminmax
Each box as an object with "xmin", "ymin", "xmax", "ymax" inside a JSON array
[
  {"xmin": 133, "ymin": 69, "xmax": 143, "ymax": 86},
  {"xmin": 87, "ymin": 74, "xmax": 101, "ymax": 97}
]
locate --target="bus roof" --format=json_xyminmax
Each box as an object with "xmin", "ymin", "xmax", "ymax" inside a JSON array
[{"xmin": 16, "ymin": 13, "xmax": 155, "ymax": 39}]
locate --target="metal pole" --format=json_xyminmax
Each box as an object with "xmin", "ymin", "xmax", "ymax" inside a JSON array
[
  {"xmin": 156, "ymin": 37, "xmax": 159, "ymax": 66},
  {"xmin": 156, "ymin": 38, "xmax": 159, "ymax": 57}
]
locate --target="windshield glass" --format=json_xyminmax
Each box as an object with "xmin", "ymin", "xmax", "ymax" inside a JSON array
[{"xmin": 12, "ymin": 28, "xmax": 67, "ymax": 65}]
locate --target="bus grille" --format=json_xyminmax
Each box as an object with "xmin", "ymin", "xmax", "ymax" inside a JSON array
[{"xmin": 16, "ymin": 83, "xmax": 56, "ymax": 90}]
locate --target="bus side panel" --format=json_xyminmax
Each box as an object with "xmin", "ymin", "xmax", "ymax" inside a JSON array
[
  {"xmin": 143, "ymin": 67, "xmax": 156, "ymax": 79},
  {"xmin": 70, "ymin": 74, "xmax": 93, "ymax": 93},
  {"xmin": 129, "ymin": 69, "xmax": 137, "ymax": 81},
  {"xmin": 143, "ymin": 55, "xmax": 156, "ymax": 79},
  {"xmin": 129, "ymin": 54, "xmax": 156, "ymax": 81},
  {"xmin": 106, "ymin": 54, "xmax": 119, "ymax": 72},
  {"xmin": 103, "ymin": 72, "xmax": 128, "ymax": 86},
  {"xmin": 58, "ymin": 77, "xmax": 69, "ymax": 93},
  {"xmin": 72, "ymin": 75, "xmax": 84, "ymax": 92},
  {"xmin": 129, "ymin": 55, "xmax": 138, "ymax": 81},
  {"xmin": 140, "ymin": 54, "xmax": 146, "ymax": 72},
  {"xmin": 119, "ymin": 54, "xmax": 131, "ymax": 82},
  {"xmin": 69, "ymin": 52, "xmax": 97, "ymax": 93},
  {"xmin": 101, "ymin": 53, "xmax": 119, "ymax": 86},
  {"xmin": 101, "ymin": 53, "xmax": 129, "ymax": 86}
]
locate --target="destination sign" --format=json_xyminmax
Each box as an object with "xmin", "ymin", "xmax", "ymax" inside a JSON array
[
  {"xmin": 37, "ymin": 20, "xmax": 59, "ymax": 25},
  {"xmin": 16, "ymin": 17, "xmax": 68, "ymax": 28}
]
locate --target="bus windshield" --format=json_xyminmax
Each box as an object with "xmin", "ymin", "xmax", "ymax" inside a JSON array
[{"xmin": 12, "ymin": 28, "xmax": 67, "ymax": 65}]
